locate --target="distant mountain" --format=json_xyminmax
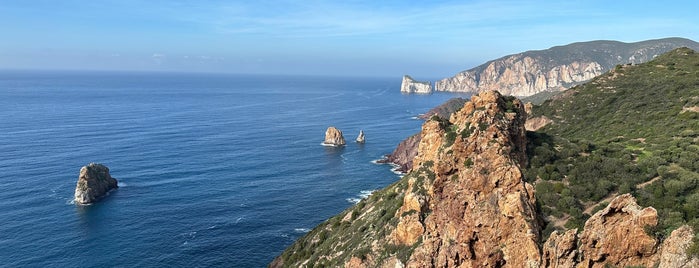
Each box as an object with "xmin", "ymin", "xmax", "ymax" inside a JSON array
[{"xmin": 436, "ymin": 37, "xmax": 699, "ymax": 96}]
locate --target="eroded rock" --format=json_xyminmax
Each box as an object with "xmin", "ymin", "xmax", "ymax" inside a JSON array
[
  {"xmin": 74, "ymin": 163, "xmax": 118, "ymax": 204},
  {"xmin": 323, "ymin": 126, "xmax": 346, "ymax": 146}
]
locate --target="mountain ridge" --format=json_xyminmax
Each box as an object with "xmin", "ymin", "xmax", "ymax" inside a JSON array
[{"xmin": 435, "ymin": 37, "xmax": 699, "ymax": 96}]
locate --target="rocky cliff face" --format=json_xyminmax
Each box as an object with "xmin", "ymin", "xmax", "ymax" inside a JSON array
[
  {"xmin": 401, "ymin": 75, "xmax": 433, "ymax": 94},
  {"xmin": 323, "ymin": 126, "xmax": 346, "ymax": 146},
  {"xmin": 436, "ymin": 38, "xmax": 699, "ymax": 96},
  {"xmin": 273, "ymin": 91, "xmax": 540, "ymax": 267},
  {"xmin": 272, "ymin": 91, "xmax": 697, "ymax": 267},
  {"xmin": 406, "ymin": 91, "xmax": 541, "ymax": 267},
  {"xmin": 542, "ymin": 194, "xmax": 698, "ymax": 268},
  {"xmin": 74, "ymin": 163, "xmax": 118, "ymax": 204},
  {"xmin": 377, "ymin": 133, "xmax": 421, "ymax": 173}
]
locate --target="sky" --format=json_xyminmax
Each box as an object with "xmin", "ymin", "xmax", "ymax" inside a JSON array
[{"xmin": 1, "ymin": 0, "xmax": 698, "ymax": 78}]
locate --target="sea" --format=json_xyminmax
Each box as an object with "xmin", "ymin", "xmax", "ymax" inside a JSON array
[{"xmin": 0, "ymin": 70, "xmax": 468, "ymax": 267}]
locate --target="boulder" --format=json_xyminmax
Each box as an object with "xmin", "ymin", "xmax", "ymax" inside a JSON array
[
  {"xmin": 74, "ymin": 163, "xmax": 118, "ymax": 204},
  {"xmin": 323, "ymin": 126, "xmax": 346, "ymax": 146},
  {"xmin": 356, "ymin": 130, "xmax": 365, "ymax": 143}
]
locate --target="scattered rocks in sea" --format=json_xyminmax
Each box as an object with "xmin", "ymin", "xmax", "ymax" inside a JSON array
[
  {"xmin": 74, "ymin": 163, "xmax": 118, "ymax": 204},
  {"xmin": 355, "ymin": 130, "xmax": 365, "ymax": 143},
  {"xmin": 323, "ymin": 126, "xmax": 346, "ymax": 146}
]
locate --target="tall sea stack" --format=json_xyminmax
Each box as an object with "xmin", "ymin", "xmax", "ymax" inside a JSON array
[
  {"xmin": 74, "ymin": 163, "xmax": 118, "ymax": 204},
  {"xmin": 323, "ymin": 127, "xmax": 346, "ymax": 146}
]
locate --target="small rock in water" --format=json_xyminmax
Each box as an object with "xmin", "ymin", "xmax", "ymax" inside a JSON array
[
  {"xmin": 74, "ymin": 163, "xmax": 118, "ymax": 204},
  {"xmin": 355, "ymin": 130, "xmax": 365, "ymax": 143}
]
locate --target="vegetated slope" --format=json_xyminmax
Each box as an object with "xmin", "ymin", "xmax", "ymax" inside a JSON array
[
  {"xmin": 526, "ymin": 47, "xmax": 699, "ymax": 245},
  {"xmin": 436, "ymin": 37, "xmax": 699, "ymax": 97}
]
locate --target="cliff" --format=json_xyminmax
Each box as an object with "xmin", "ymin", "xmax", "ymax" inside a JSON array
[
  {"xmin": 323, "ymin": 126, "xmax": 346, "ymax": 146},
  {"xmin": 377, "ymin": 133, "xmax": 420, "ymax": 173},
  {"xmin": 435, "ymin": 37, "xmax": 699, "ymax": 96},
  {"xmin": 417, "ymin": 97, "xmax": 468, "ymax": 120},
  {"xmin": 401, "ymin": 75, "xmax": 433, "ymax": 94},
  {"xmin": 273, "ymin": 89, "xmax": 698, "ymax": 267},
  {"xmin": 74, "ymin": 163, "xmax": 118, "ymax": 204},
  {"xmin": 273, "ymin": 91, "xmax": 541, "ymax": 267}
]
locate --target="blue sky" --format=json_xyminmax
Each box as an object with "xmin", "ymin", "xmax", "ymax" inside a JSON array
[{"xmin": 1, "ymin": 0, "xmax": 698, "ymax": 77}]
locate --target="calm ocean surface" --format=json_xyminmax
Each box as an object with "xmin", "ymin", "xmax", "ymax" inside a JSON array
[{"xmin": 0, "ymin": 71, "xmax": 466, "ymax": 267}]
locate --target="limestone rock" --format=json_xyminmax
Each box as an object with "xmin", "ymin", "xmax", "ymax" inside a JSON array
[
  {"xmin": 323, "ymin": 126, "xmax": 346, "ymax": 146},
  {"xmin": 356, "ymin": 130, "xmax": 365, "ymax": 143},
  {"xmin": 435, "ymin": 38, "xmax": 699, "ymax": 96},
  {"xmin": 401, "ymin": 75, "xmax": 433, "ymax": 94},
  {"xmin": 74, "ymin": 163, "xmax": 118, "ymax": 204}
]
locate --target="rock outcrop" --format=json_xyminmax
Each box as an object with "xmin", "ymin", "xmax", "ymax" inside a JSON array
[
  {"xmin": 273, "ymin": 90, "xmax": 698, "ymax": 267},
  {"xmin": 401, "ymin": 75, "xmax": 433, "ymax": 94},
  {"xmin": 323, "ymin": 126, "xmax": 346, "ymax": 146},
  {"xmin": 542, "ymin": 194, "xmax": 698, "ymax": 268},
  {"xmin": 273, "ymin": 91, "xmax": 541, "ymax": 267},
  {"xmin": 435, "ymin": 38, "xmax": 699, "ymax": 96},
  {"xmin": 74, "ymin": 163, "xmax": 118, "ymax": 204},
  {"xmin": 377, "ymin": 133, "xmax": 421, "ymax": 173},
  {"xmin": 405, "ymin": 90, "xmax": 540, "ymax": 267},
  {"xmin": 355, "ymin": 130, "xmax": 365, "ymax": 143}
]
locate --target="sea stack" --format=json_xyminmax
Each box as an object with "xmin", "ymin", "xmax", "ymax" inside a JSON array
[
  {"xmin": 74, "ymin": 163, "xmax": 118, "ymax": 204},
  {"xmin": 355, "ymin": 130, "xmax": 365, "ymax": 143},
  {"xmin": 400, "ymin": 75, "xmax": 433, "ymax": 94},
  {"xmin": 323, "ymin": 127, "xmax": 346, "ymax": 146}
]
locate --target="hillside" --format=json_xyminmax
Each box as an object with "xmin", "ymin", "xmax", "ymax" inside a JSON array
[
  {"xmin": 435, "ymin": 37, "xmax": 699, "ymax": 96},
  {"xmin": 526, "ymin": 47, "xmax": 699, "ymax": 242},
  {"xmin": 271, "ymin": 48, "xmax": 699, "ymax": 267}
]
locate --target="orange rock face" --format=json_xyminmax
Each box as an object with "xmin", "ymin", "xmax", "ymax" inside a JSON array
[{"xmin": 404, "ymin": 91, "xmax": 542, "ymax": 267}]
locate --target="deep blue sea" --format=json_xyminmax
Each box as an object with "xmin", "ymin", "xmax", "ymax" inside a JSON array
[{"xmin": 0, "ymin": 71, "xmax": 467, "ymax": 267}]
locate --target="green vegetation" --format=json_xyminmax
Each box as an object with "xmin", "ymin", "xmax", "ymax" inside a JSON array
[
  {"xmin": 278, "ymin": 161, "xmax": 441, "ymax": 266},
  {"xmin": 525, "ymin": 48, "xmax": 699, "ymax": 248}
]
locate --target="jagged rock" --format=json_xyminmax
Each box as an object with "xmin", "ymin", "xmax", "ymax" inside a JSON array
[
  {"xmin": 408, "ymin": 91, "xmax": 540, "ymax": 267},
  {"xmin": 74, "ymin": 163, "xmax": 118, "ymax": 204},
  {"xmin": 401, "ymin": 75, "xmax": 433, "ymax": 94},
  {"xmin": 541, "ymin": 229, "xmax": 579, "ymax": 268},
  {"xmin": 577, "ymin": 194, "xmax": 659, "ymax": 267},
  {"xmin": 272, "ymin": 90, "xmax": 699, "ymax": 268},
  {"xmin": 435, "ymin": 38, "xmax": 699, "ymax": 96},
  {"xmin": 356, "ymin": 130, "xmax": 365, "ymax": 143},
  {"xmin": 377, "ymin": 133, "xmax": 420, "ymax": 173},
  {"xmin": 323, "ymin": 126, "xmax": 346, "ymax": 146},
  {"xmin": 659, "ymin": 225, "xmax": 699, "ymax": 268},
  {"xmin": 540, "ymin": 194, "xmax": 697, "ymax": 268}
]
